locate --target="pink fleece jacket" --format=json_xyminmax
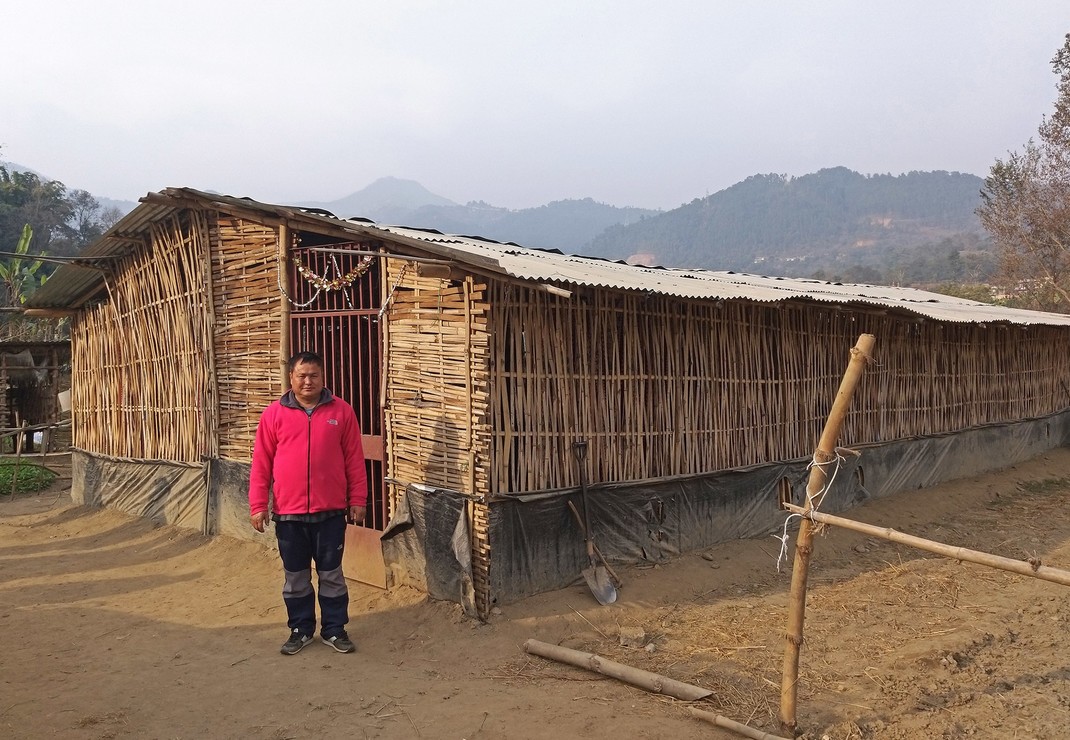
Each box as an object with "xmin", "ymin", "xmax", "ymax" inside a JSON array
[{"xmin": 248, "ymin": 390, "xmax": 368, "ymax": 516}]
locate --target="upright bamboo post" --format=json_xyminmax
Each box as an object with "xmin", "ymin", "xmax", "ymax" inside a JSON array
[
  {"xmin": 201, "ymin": 212, "xmax": 221, "ymax": 460},
  {"xmin": 10, "ymin": 420, "xmax": 27, "ymax": 497},
  {"xmin": 278, "ymin": 223, "xmax": 292, "ymax": 384},
  {"xmin": 779, "ymin": 333, "xmax": 875, "ymax": 736}
]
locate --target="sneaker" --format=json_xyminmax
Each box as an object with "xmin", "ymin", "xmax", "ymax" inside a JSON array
[
  {"xmin": 321, "ymin": 632, "xmax": 355, "ymax": 653},
  {"xmin": 280, "ymin": 630, "xmax": 313, "ymax": 655}
]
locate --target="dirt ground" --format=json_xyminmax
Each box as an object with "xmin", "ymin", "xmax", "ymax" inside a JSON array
[{"xmin": 3, "ymin": 449, "xmax": 1070, "ymax": 740}]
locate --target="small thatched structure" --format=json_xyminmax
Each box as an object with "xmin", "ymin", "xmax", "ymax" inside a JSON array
[
  {"xmin": 0, "ymin": 340, "xmax": 71, "ymax": 452},
  {"xmin": 26, "ymin": 188, "xmax": 1070, "ymax": 616}
]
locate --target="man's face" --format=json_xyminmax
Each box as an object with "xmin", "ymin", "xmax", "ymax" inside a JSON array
[{"xmin": 290, "ymin": 360, "xmax": 325, "ymax": 407}]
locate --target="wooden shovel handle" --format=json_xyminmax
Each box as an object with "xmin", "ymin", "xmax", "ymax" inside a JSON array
[
  {"xmin": 567, "ymin": 499, "xmax": 586, "ymax": 535},
  {"xmin": 567, "ymin": 499, "xmax": 623, "ymax": 588}
]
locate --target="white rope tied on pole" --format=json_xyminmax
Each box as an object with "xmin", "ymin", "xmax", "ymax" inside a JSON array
[{"xmin": 773, "ymin": 451, "xmax": 846, "ymax": 572}]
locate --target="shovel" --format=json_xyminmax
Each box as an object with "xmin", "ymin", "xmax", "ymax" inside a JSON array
[{"xmin": 571, "ymin": 440, "xmax": 618, "ymax": 605}]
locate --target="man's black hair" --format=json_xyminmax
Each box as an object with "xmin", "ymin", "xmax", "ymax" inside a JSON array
[{"xmin": 288, "ymin": 351, "xmax": 324, "ymax": 372}]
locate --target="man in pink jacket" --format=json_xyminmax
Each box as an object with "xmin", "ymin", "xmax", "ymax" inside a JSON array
[{"xmin": 249, "ymin": 351, "xmax": 368, "ymax": 655}]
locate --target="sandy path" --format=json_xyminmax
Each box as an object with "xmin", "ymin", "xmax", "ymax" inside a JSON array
[{"xmin": 3, "ymin": 447, "xmax": 1070, "ymax": 739}]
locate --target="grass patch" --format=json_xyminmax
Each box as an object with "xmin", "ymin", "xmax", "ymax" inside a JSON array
[
  {"xmin": 1019, "ymin": 477, "xmax": 1070, "ymax": 496},
  {"xmin": 0, "ymin": 462, "xmax": 58, "ymax": 494}
]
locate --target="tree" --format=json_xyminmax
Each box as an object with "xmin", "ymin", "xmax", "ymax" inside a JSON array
[
  {"xmin": 0, "ymin": 153, "xmax": 118, "ymax": 259},
  {"xmin": 0, "ymin": 223, "xmax": 63, "ymax": 341},
  {"xmin": 0, "ymin": 166, "xmax": 73, "ymax": 254},
  {"xmin": 51, "ymin": 189, "xmax": 122, "ymax": 256},
  {"xmin": 978, "ymin": 33, "xmax": 1070, "ymax": 313},
  {"xmin": 0, "ymin": 149, "xmax": 81, "ymax": 339}
]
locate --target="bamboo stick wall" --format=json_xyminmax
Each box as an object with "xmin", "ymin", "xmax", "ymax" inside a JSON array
[
  {"xmin": 385, "ymin": 267, "xmax": 491, "ymax": 494},
  {"xmin": 210, "ymin": 216, "xmax": 284, "ymax": 461},
  {"xmin": 488, "ymin": 282, "xmax": 1070, "ymax": 493},
  {"xmin": 383, "ymin": 263, "xmax": 492, "ymax": 613},
  {"xmin": 70, "ymin": 211, "xmax": 216, "ymax": 461}
]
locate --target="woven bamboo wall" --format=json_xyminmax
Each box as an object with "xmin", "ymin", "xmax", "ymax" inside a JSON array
[
  {"xmin": 70, "ymin": 211, "xmax": 216, "ymax": 461},
  {"xmin": 487, "ymin": 282, "xmax": 1070, "ymax": 493},
  {"xmin": 385, "ymin": 267, "xmax": 491, "ymax": 494},
  {"xmin": 211, "ymin": 216, "xmax": 284, "ymax": 461},
  {"xmin": 383, "ymin": 263, "xmax": 492, "ymax": 612}
]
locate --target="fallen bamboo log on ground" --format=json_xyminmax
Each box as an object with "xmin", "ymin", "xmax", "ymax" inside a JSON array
[
  {"xmin": 523, "ymin": 638, "xmax": 710, "ymax": 700},
  {"xmin": 782, "ymin": 502, "xmax": 1070, "ymax": 587},
  {"xmin": 523, "ymin": 639, "xmax": 790, "ymax": 740},
  {"xmin": 688, "ymin": 707, "xmax": 792, "ymax": 740}
]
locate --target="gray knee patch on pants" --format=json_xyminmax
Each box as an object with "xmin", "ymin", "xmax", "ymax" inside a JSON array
[
  {"xmin": 318, "ymin": 566, "xmax": 348, "ymax": 598},
  {"xmin": 283, "ymin": 568, "xmax": 313, "ymax": 598}
]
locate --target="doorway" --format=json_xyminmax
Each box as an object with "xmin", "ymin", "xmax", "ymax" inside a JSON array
[{"xmin": 288, "ymin": 236, "xmax": 387, "ymax": 587}]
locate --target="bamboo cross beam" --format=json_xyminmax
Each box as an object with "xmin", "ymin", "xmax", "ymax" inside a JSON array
[
  {"xmin": 779, "ymin": 333, "xmax": 875, "ymax": 737},
  {"xmin": 783, "ymin": 503, "xmax": 1070, "ymax": 587}
]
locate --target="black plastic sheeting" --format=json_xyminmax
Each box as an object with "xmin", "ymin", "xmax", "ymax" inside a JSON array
[
  {"xmin": 383, "ymin": 410, "xmax": 1070, "ymax": 608},
  {"xmin": 855, "ymin": 412, "xmax": 1069, "ymax": 499},
  {"xmin": 208, "ymin": 458, "xmax": 271, "ymax": 546},
  {"xmin": 381, "ymin": 486, "xmax": 477, "ymax": 616},
  {"xmin": 485, "ymin": 461, "xmax": 808, "ymax": 605},
  {"xmin": 68, "ymin": 409, "xmax": 1070, "ymax": 610}
]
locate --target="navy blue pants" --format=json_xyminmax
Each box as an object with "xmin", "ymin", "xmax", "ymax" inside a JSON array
[{"xmin": 275, "ymin": 516, "xmax": 349, "ymax": 638}]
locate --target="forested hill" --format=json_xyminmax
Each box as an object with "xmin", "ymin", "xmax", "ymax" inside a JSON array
[{"xmin": 586, "ymin": 167, "xmax": 985, "ymax": 272}]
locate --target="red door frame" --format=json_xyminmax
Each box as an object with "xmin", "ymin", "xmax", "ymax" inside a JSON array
[{"xmin": 287, "ymin": 241, "xmax": 387, "ymax": 586}]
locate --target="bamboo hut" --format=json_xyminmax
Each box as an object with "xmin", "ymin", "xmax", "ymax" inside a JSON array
[
  {"xmin": 25, "ymin": 187, "xmax": 1070, "ymax": 617},
  {"xmin": 0, "ymin": 340, "xmax": 71, "ymax": 452}
]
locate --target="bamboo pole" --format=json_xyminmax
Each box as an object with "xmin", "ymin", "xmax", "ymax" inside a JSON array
[
  {"xmin": 199, "ymin": 211, "xmax": 221, "ymax": 459},
  {"xmin": 10, "ymin": 420, "xmax": 26, "ymax": 496},
  {"xmin": 779, "ymin": 333, "xmax": 875, "ymax": 737},
  {"xmin": 523, "ymin": 639, "xmax": 711, "ymax": 699},
  {"xmin": 523, "ymin": 640, "xmax": 789, "ymax": 740},
  {"xmin": 278, "ymin": 223, "xmax": 292, "ymax": 379},
  {"xmin": 688, "ymin": 708, "xmax": 792, "ymax": 740},
  {"xmin": 464, "ymin": 275, "xmax": 476, "ymax": 494},
  {"xmin": 782, "ymin": 503, "xmax": 1070, "ymax": 587}
]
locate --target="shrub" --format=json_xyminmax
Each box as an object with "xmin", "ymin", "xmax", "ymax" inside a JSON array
[{"xmin": 0, "ymin": 462, "xmax": 58, "ymax": 494}]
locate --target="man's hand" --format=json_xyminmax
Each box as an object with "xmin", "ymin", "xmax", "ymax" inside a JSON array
[
  {"xmin": 347, "ymin": 505, "xmax": 367, "ymax": 526},
  {"xmin": 250, "ymin": 511, "xmax": 270, "ymax": 532}
]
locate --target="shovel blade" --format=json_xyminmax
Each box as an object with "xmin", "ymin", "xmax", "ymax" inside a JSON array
[{"xmin": 582, "ymin": 564, "xmax": 618, "ymax": 605}]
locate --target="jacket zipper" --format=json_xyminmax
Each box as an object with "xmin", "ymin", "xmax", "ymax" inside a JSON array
[{"xmin": 305, "ymin": 407, "xmax": 313, "ymax": 513}]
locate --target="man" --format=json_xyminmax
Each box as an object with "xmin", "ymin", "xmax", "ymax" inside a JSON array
[{"xmin": 249, "ymin": 351, "xmax": 368, "ymax": 655}]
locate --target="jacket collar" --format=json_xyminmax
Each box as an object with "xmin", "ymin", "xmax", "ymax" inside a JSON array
[{"xmin": 280, "ymin": 388, "xmax": 335, "ymax": 410}]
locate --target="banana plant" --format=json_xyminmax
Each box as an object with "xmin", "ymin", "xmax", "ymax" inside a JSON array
[{"xmin": 0, "ymin": 224, "xmax": 46, "ymax": 305}]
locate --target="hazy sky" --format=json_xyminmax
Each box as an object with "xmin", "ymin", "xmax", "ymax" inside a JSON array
[{"xmin": 3, "ymin": 1, "xmax": 1069, "ymax": 211}]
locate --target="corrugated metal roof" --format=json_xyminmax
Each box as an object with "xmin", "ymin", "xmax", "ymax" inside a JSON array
[
  {"xmin": 25, "ymin": 188, "xmax": 1070, "ymax": 328},
  {"xmin": 370, "ymin": 225, "xmax": 1070, "ymax": 327},
  {"xmin": 25, "ymin": 198, "xmax": 185, "ymax": 309}
]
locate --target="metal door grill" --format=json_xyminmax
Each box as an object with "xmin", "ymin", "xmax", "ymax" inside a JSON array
[{"xmin": 288, "ymin": 240, "xmax": 387, "ymax": 530}]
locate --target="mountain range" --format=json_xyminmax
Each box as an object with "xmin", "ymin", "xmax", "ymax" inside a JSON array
[
  {"xmin": 301, "ymin": 177, "xmax": 659, "ymax": 253},
  {"xmin": 303, "ymin": 169, "xmax": 989, "ymax": 278},
  {"xmin": 4, "ymin": 163, "xmax": 990, "ymax": 280},
  {"xmin": 589, "ymin": 167, "xmax": 987, "ymax": 274}
]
